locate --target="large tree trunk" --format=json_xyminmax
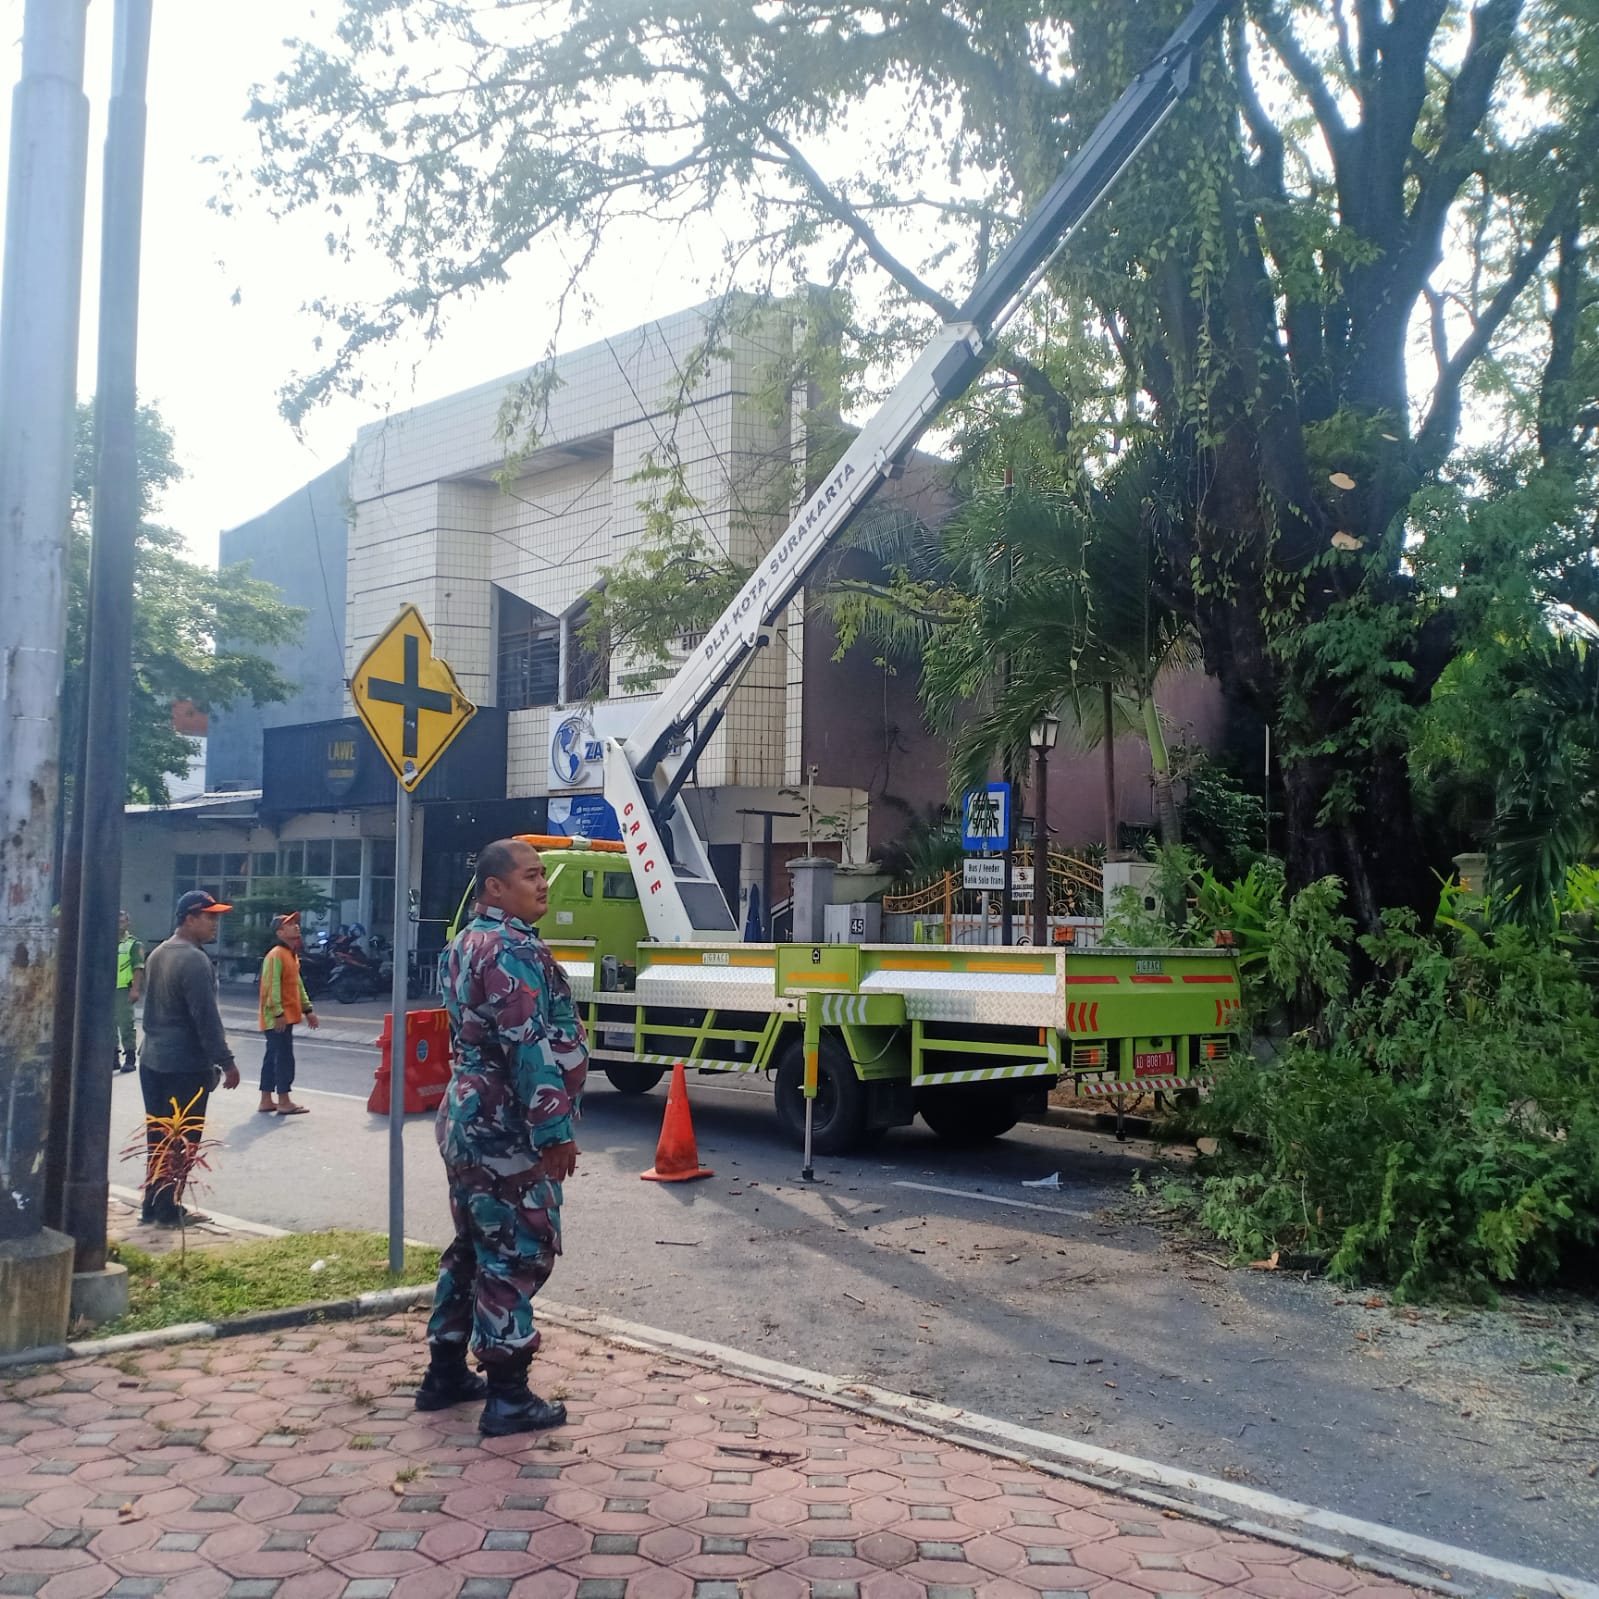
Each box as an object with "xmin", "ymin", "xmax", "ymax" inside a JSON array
[
  {"xmin": 1055, "ymin": 1, "xmax": 1534, "ymax": 935},
  {"xmin": 1279, "ymin": 750, "xmax": 1437, "ymax": 932}
]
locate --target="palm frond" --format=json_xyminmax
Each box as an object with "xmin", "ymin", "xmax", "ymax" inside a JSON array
[{"xmin": 1490, "ymin": 633, "xmax": 1599, "ymax": 924}]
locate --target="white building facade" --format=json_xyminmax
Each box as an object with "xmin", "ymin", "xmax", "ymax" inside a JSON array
[{"xmin": 344, "ymin": 299, "xmax": 876, "ymax": 939}]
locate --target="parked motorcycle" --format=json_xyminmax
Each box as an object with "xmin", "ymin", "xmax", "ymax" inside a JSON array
[
  {"xmin": 327, "ymin": 928, "xmax": 393, "ymax": 1003},
  {"xmin": 298, "ymin": 939, "xmax": 335, "ymax": 999}
]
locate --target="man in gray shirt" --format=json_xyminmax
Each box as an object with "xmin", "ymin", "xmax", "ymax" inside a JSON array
[{"xmin": 138, "ymin": 890, "xmax": 241, "ymax": 1225}]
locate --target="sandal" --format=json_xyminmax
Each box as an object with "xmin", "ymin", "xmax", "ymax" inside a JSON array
[{"xmin": 276, "ymin": 1103, "xmax": 310, "ymax": 1115}]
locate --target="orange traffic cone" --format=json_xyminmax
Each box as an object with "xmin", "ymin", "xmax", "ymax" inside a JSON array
[{"xmin": 640, "ymin": 1061, "xmax": 713, "ymax": 1182}]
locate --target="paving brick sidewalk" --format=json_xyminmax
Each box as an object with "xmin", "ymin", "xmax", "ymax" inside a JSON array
[{"xmin": 0, "ymin": 1311, "xmax": 1421, "ymax": 1599}]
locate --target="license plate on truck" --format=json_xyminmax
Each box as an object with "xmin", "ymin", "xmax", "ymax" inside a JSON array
[{"xmin": 1134, "ymin": 1050, "xmax": 1175, "ymax": 1076}]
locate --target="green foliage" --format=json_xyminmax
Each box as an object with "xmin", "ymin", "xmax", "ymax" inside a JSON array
[
  {"xmin": 1557, "ymin": 864, "xmax": 1599, "ymax": 985},
  {"xmin": 1101, "ymin": 883, "xmax": 1186, "ymax": 951},
  {"xmin": 1177, "ymin": 753, "xmax": 1268, "ymax": 880},
  {"xmin": 1489, "ymin": 633, "xmax": 1599, "ymax": 925},
  {"xmin": 1104, "ymin": 849, "xmax": 1351, "ymax": 1026},
  {"xmin": 778, "ymin": 786, "xmax": 862, "ymax": 865},
  {"xmin": 1196, "ymin": 913, "xmax": 1599, "ymax": 1300},
  {"xmin": 581, "ymin": 522, "xmax": 747, "ymax": 694},
  {"xmin": 67, "ymin": 401, "xmax": 305, "ymax": 803},
  {"xmin": 231, "ymin": 878, "xmax": 338, "ymax": 958},
  {"xmin": 917, "ymin": 445, "xmax": 1196, "ymax": 844},
  {"xmin": 240, "ymin": 0, "xmax": 1599, "ymax": 919},
  {"xmin": 875, "ymin": 808, "xmax": 964, "ymax": 888}
]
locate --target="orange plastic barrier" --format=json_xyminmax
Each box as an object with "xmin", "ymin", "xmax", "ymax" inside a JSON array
[{"xmin": 367, "ymin": 1008, "xmax": 452, "ymax": 1115}]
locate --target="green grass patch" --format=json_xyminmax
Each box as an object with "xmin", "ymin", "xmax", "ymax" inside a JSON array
[{"xmin": 99, "ymin": 1231, "xmax": 439, "ymax": 1337}]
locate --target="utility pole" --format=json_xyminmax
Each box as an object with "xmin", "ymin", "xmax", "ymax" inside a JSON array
[
  {"xmin": 1102, "ymin": 680, "xmax": 1118, "ymax": 859},
  {"xmin": 62, "ymin": 0, "xmax": 155, "ymax": 1281},
  {"xmin": 0, "ymin": 0, "xmax": 92, "ymax": 1352},
  {"xmin": 999, "ymin": 468, "xmax": 1016, "ymax": 946}
]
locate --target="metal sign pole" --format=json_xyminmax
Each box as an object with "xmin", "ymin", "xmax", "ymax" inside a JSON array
[
  {"xmin": 801, "ymin": 995, "xmax": 819, "ymax": 1183},
  {"xmin": 387, "ymin": 778, "xmax": 412, "ymax": 1275}
]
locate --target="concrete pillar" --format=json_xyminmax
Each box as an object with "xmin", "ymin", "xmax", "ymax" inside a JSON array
[
  {"xmin": 1102, "ymin": 860, "xmax": 1158, "ymax": 916},
  {"xmin": 789, "ymin": 856, "xmax": 836, "ymax": 944},
  {"xmin": 70, "ymin": 1261, "xmax": 129, "ymax": 1327},
  {"xmin": 0, "ymin": 1228, "xmax": 75, "ymax": 1356},
  {"xmin": 0, "ymin": 0, "xmax": 91, "ymax": 1346}
]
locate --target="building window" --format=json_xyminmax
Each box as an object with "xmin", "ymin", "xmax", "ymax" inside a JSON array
[
  {"xmin": 496, "ymin": 586, "xmax": 560, "ymax": 710},
  {"xmin": 171, "ymin": 851, "xmax": 252, "ymax": 955},
  {"xmin": 368, "ymin": 838, "xmax": 396, "ymax": 933},
  {"xmin": 567, "ymin": 601, "xmax": 610, "ymax": 702},
  {"xmin": 331, "ymin": 838, "xmax": 362, "ymax": 922}
]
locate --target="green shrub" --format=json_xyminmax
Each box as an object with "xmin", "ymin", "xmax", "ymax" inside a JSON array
[
  {"xmin": 1196, "ymin": 912, "xmax": 1599, "ymax": 1300},
  {"xmin": 1178, "ymin": 752, "xmax": 1269, "ymax": 880},
  {"xmin": 1102, "ymin": 850, "xmax": 1350, "ymax": 1031}
]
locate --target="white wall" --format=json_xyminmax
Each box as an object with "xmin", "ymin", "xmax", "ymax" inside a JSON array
[{"xmin": 346, "ymin": 299, "xmax": 805, "ymax": 803}]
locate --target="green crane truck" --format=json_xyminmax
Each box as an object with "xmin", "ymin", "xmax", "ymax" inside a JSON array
[
  {"xmin": 444, "ymin": 0, "xmax": 1244, "ymax": 1157},
  {"xmin": 453, "ymin": 838, "xmax": 1240, "ymax": 1155}
]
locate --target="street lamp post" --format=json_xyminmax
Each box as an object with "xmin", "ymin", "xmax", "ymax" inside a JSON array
[{"xmin": 1030, "ymin": 713, "xmax": 1060, "ymax": 947}]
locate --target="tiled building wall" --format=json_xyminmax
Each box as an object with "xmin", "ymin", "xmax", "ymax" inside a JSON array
[{"xmin": 347, "ymin": 299, "xmax": 805, "ymax": 803}]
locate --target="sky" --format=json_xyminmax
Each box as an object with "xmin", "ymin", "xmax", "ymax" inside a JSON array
[{"xmin": 0, "ymin": 0, "xmax": 716, "ymax": 566}]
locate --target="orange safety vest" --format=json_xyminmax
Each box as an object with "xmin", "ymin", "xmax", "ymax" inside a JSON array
[{"xmin": 259, "ymin": 944, "xmax": 310, "ymax": 1029}]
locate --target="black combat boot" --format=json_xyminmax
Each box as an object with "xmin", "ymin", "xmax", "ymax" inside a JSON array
[
  {"xmin": 477, "ymin": 1354, "xmax": 566, "ymax": 1436},
  {"xmin": 414, "ymin": 1344, "xmax": 488, "ymax": 1411}
]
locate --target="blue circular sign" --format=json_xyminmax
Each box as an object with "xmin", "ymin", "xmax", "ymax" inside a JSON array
[{"xmin": 551, "ymin": 715, "xmax": 598, "ymax": 786}]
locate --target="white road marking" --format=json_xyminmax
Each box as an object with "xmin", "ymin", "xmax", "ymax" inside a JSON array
[{"xmin": 893, "ymin": 1179, "xmax": 1095, "ymax": 1217}]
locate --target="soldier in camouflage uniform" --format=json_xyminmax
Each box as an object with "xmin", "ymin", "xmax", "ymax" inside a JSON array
[{"xmin": 415, "ymin": 838, "xmax": 587, "ymax": 1435}]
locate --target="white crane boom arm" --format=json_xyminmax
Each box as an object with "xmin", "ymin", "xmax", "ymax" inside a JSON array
[{"xmin": 604, "ymin": 0, "xmax": 1234, "ymax": 942}]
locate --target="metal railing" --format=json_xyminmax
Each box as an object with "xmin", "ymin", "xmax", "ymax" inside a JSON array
[{"xmin": 882, "ymin": 849, "xmax": 1105, "ymax": 943}]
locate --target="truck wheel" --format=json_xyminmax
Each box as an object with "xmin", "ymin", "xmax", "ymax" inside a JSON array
[
  {"xmin": 916, "ymin": 1088, "xmax": 1020, "ymax": 1144},
  {"xmin": 605, "ymin": 1064, "xmax": 666, "ymax": 1095},
  {"xmin": 775, "ymin": 1037, "xmax": 867, "ymax": 1154}
]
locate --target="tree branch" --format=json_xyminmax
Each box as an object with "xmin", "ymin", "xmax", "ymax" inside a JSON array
[
  {"xmin": 995, "ymin": 352, "xmax": 1073, "ymax": 455},
  {"xmin": 1397, "ymin": 0, "xmax": 1525, "ymax": 308},
  {"xmin": 1353, "ymin": 0, "xmax": 1383, "ymax": 80},
  {"xmin": 1331, "ymin": 0, "xmax": 1360, "ymax": 99},
  {"xmin": 1255, "ymin": 3, "xmax": 1351, "ymax": 172},
  {"xmin": 747, "ymin": 148, "xmax": 956, "ymax": 319},
  {"xmin": 1415, "ymin": 191, "xmax": 1576, "ymax": 473},
  {"xmin": 1538, "ymin": 206, "xmax": 1586, "ymax": 467},
  {"xmin": 1423, "ymin": 285, "xmax": 1450, "ymax": 383},
  {"xmin": 1229, "ymin": 13, "xmax": 1284, "ymax": 197}
]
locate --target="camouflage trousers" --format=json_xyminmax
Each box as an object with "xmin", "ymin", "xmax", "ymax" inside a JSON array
[{"xmin": 426, "ymin": 1161, "xmax": 562, "ymax": 1370}]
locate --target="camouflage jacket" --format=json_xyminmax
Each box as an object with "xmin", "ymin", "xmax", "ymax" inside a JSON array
[{"xmin": 436, "ymin": 908, "xmax": 588, "ymax": 1173}]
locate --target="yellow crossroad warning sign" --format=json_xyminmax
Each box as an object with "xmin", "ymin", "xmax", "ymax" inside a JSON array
[{"xmin": 350, "ymin": 604, "xmax": 476, "ymax": 790}]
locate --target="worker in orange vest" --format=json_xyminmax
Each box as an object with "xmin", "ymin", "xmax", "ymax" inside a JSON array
[{"xmin": 258, "ymin": 912, "xmax": 320, "ymax": 1115}]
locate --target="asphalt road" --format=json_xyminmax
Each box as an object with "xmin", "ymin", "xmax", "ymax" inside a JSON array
[{"xmin": 108, "ymin": 1009, "xmax": 1599, "ymax": 1581}]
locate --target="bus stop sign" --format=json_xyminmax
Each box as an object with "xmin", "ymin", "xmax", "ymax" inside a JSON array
[{"xmin": 961, "ymin": 783, "xmax": 1011, "ymax": 851}]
